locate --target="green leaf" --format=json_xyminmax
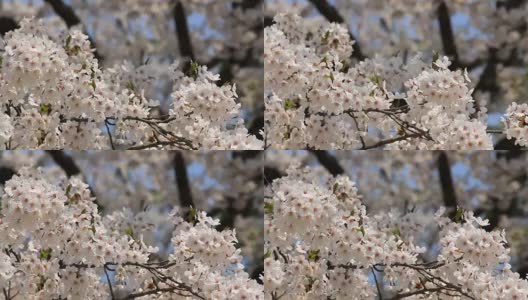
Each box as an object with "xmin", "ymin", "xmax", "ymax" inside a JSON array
[
  {"xmin": 188, "ymin": 207, "xmax": 198, "ymax": 223},
  {"xmin": 454, "ymin": 207, "xmax": 465, "ymax": 223},
  {"xmin": 126, "ymin": 81, "xmax": 136, "ymax": 92},
  {"xmin": 369, "ymin": 74, "xmax": 382, "ymax": 87},
  {"xmin": 124, "ymin": 226, "xmax": 135, "ymax": 239},
  {"xmin": 307, "ymin": 249, "xmax": 320, "ymax": 262},
  {"xmin": 264, "ymin": 250, "xmax": 272, "ymax": 259},
  {"xmin": 65, "ymin": 35, "xmax": 72, "ymax": 48},
  {"xmin": 65, "ymin": 184, "xmax": 72, "ymax": 196},
  {"xmin": 90, "ymin": 214, "xmax": 96, "ymax": 234},
  {"xmin": 39, "ymin": 103, "xmax": 52, "ymax": 115},
  {"xmin": 358, "ymin": 226, "xmax": 365, "ymax": 236},
  {"xmin": 39, "ymin": 248, "xmax": 52, "ymax": 260},
  {"xmin": 189, "ymin": 61, "xmax": 200, "ymax": 79},
  {"xmin": 340, "ymin": 59, "xmax": 351, "ymax": 73},
  {"xmin": 264, "ymin": 202, "xmax": 274, "ymax": 214},
  {"xmin": 392, "ymin": 228, "xmax": 401, "ymax": 237},
  {"xmin": 90, "ymin": 67, "xmax": 97, "ymax": 90},
  {"xmin": 66, "ymin": 45, "xmax": 82, "ymax": 56},
  {"xmin": 357, "ymin": 215, "xmax": 366, "ymax": 236},
  {"xmin": 321, "ymin": 30, "xmax": 331, "ymax": 44},
  {"xmin": 323, "ymin": 72, "xmax": 334, "ymax": 82},
  {"xmin": 284, "ymin": 99, "xmax": 295, "ymax": 110},
  {"xmin": 332, "ymin": 182, "xmax": 339, "ymax": 193},
  {"xmin": 69, "ymin": 193, "xmax": 81, "ymax": 204}
]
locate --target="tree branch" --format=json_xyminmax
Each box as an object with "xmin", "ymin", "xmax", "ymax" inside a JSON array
[
  {"xmin": 358, "ymin": 132, "xmax": 428, "ymax": 150},
  {"xmin": 46, "ymin": 150, "xmax": 82, "ymax": 177},
  {"xmin": 309, "ymin": 150, "xmax": 345, "ymax": 176},
  {"xmin": 0, "ymin": 167, "xmax": 16, "ymax": 185},
  {"xmin": 497, "ymin": 0, "xmax": 527, "ymax": 10},
  {"xmin": 0, "ymin": 17, "xmax": 18, "ymax": 36},
  {"xmin": 437, "ymin": 1, "xmax": 460, "ymax": 69},
  {"xmin": 264, "ymin": 166, "xmax": 283, "ymax": 186},
  {"xmin": 104, "ymin": 266, "xmax": 116, "ymax": 300},
  {"xmin": 44, "ymin": 0, "xmax": 82, "ymax": 27},
  {"xmin": 437, "ymin": 151, "xmax": 458, "ymax": 218},
  {"xmin": 173, "ymin": 152, "xmax": 194, "ymax": 209},
  {"xmin": 173, "ymin": 1, "xmax": 195, "ymax": 61}
]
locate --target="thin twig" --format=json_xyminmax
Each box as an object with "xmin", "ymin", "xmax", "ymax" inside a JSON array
[
  {"xmin": 104, "ymin": 266, "xmax": 115, "ymax": 300},
  {"xmin": 104, "ymin": 120, "xmax": 116, "ymax": 150},
  {"xmin": 371, "ymin": 267, "xmax": 383, "ymax": 300}
]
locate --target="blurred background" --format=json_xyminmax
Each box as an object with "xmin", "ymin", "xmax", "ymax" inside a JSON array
[
  {"xmin": 265, "ymin": 150, "xmax": 528, "ymax": 279},
  {"xmin": 0, "ymin": 150, "xmax": 264, "ymax": 281}
]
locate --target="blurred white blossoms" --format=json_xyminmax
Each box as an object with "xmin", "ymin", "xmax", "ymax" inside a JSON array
[
  {"xmin": 503, "ymin": 102, "xmax": 528, "ymax": 146},
  {"xmin": 265, "ymin": 164, "xmax": 528, "ymax": 299},
  {"xmin": 0, "ymin": 167, "xmax": 263, "ymax": 299},
  {"xmin": 0, "ymin": 18, "xmax": 262, "ymax": 150},
  {"xmin": 264, "ymin": 13, "xmax": 503, "ymax": 150}
]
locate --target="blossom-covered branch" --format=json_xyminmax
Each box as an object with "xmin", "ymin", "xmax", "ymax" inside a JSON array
[
  {"xmin": 0, "ymin": 19, "xmax": 263, "ymax": 150},
  {"xmin": 264, "ymin": 10, "xmax": 528, "ymax": 150},
  {"xmin": 0, "ymin": 167, "xmax": 263, "ymax": 299},
  {"xmin": 264, "ymin": 163, "xmax": 528, "ymax": 299}
]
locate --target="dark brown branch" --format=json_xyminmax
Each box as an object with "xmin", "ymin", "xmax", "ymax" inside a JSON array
[
  {"xmin": 235, "ymin": 0, "xmax": 262, "ymax": 10},
  {"xmin": 44, "ymin": 0, "xmax": 81, "ymax": 27},
  {"xmin": 0, "ymin": 17, "xmax": 18, "ymax": 36},
  {"xmin": 437, "ymin": 151, "xmax": 458, "ymax": 218},
  {"xmin": 0, "ymin": 167, "xmax": 16, "ymax": 185},
  {"xmin": 307, "ymin": 0, "xmax": 365, "ymax": 60},
  {"xmin": 173, "ymin": 1, "xmax": 195, "ymax": 61},
  {"xmin": 46, "ymin": 150, "xmax": 82, "ymax": 177},
  {"xmin": 43, "ymin": 0, "xmax": 102, "ymax": 60},
  {"xmin": 248, "ymin": 109, "xmax": 264, "ymax": 140},
  {"xmin": 213, "ymin": 151, "xmax": 263, "ymax": 231},
  {"xmin": 390, "ymin": 287, "xmax": 454, "ymax": 300},
  {"xmin": 104, "ymin": 266, "xmax": 116, "ymax": 300},
  {"xmin": 264, "ymin": 166, "xmax": 283, "ymax": 185},
  {"xmin": 471, "ymin": 48, "xmax": 498, "ymax": 96},
  {"xmin": 173, "ymin": 152, "xmax": 194, "ymax": 209},
  {"xmin": 371, "ymin": 268, "xmax": 383, "ymax": 299},
  {"xmin": 359, "ymin": 132, "xmax": 427, "ymax": 150},
  {"xmin": 437, "ymin": 1, "xmax": 460, "ymax": 69},
  {"xmin": 309, "ymin": 150, "xmax": 345, "ymax": 176},
  {"xmin": 497, "ymin": 0, "xmax": 527, "ymax": 10}
]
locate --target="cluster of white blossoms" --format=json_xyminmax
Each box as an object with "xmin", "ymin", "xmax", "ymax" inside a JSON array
[
  {"xmin": 0, "ymin": 167, "xmax": 263, "ymax": 299},
  {"xmin": 502, "ymin": 102, "xmax": 528, "ymax": 147},
  {"xmin": 264, "ymin": 164, "xmax": 528, "ymax": 299},
  {"xmin": 264, "ymin": 12, "xmax": 528, "ymax": 149},
  {"xmin": 0, "ymin": 18, "xmax": 262, "ymax": 150}
]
